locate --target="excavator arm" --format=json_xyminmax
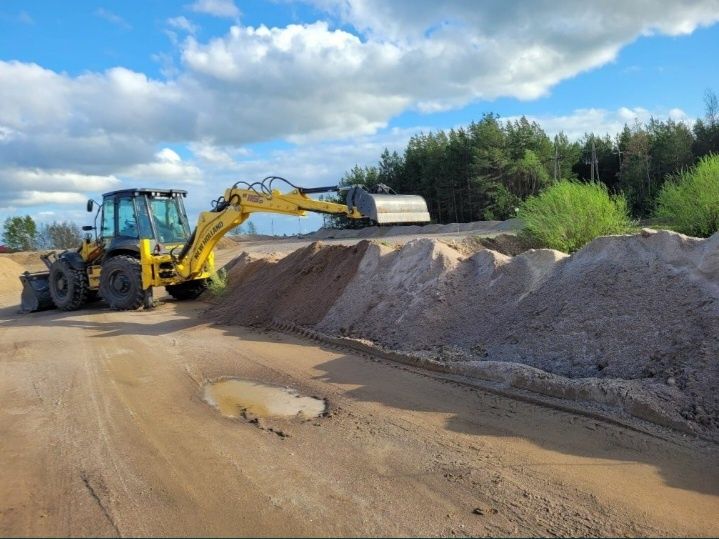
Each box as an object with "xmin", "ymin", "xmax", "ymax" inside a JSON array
[{"xmin": 173, "ymin": 179, "xmax": 430, "ymax": 280}]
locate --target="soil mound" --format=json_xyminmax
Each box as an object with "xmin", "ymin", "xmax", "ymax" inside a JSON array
[
  {"xmin": 211, "ymin": 241, "xmax": 371, "ymax": 327},
  {"xmin": 215, "ymin": 237, "xmax": 237, "ymax": 250}
]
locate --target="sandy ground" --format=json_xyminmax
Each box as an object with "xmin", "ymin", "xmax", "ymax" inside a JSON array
[{"xmin": 1, "ymin": 235, "xmax": 718, "ymax": 536}]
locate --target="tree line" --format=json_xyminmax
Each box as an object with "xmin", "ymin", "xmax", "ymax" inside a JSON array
[
  {"xmin": 335, "ymin": 91, "xmax": 719, "ymax": 225},
  {"xmin": 2, "ymin": 218, "xmax": 82, "ymax": 251}
]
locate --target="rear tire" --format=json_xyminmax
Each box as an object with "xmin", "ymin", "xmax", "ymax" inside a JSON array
[
  {"xmin": 99, "ymin": 255, "xmax": 145, "ymax": 310},
  {"xmin": 165, "ymin": 279, "xmax": 207, "ymax": 301},
  {"xmin": 48, "ymin": 260, "xmax": 88, "ymax": 311}
]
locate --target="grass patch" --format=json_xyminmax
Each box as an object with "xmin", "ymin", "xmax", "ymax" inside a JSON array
[
  {"xmin": 206, "ymin": 268, "xmax": 229, "ymax": 297},
  {"xmin": 654, "ymin": 154, "xmax": 719, "ymax": 237},
  {"xmin": 518, "ymin": 180, "xmax": 633, "ymax": 253}
]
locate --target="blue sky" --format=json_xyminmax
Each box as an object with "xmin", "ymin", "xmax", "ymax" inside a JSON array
[{"xmin": 1, "ymin": 0, "xmax": 718, "ymax": 235}]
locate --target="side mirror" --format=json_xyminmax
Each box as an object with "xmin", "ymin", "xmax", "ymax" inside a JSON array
[
  {"xmin": 82, "ymin": 225, "xmax": 94, "ymax": 231},
  {"xmin": 86, "ymin": 199, "xmax": 94, "ymax": 212}
]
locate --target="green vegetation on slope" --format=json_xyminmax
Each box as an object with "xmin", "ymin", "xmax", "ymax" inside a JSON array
[
  {"xmin": 518, "ymin": 181, "xmax": 632, "ymax": 252},
  {"xmin": 654, "ymin": 154, "xmax": 719, "ymax": 237}
]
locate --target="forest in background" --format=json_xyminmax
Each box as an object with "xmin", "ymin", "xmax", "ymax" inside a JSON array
[{"xmin": 332, "ymin": 91, "xmax": 719, "ymax": 226}]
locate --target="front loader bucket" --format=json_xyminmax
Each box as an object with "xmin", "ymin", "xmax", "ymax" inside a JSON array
[
  {"xmin": 347, "ymin": 188, "xmax": 431, "ymax": 224},
  {"xmin": 19, "ymin": 271, "xmax": 54, "ymax": 312}
]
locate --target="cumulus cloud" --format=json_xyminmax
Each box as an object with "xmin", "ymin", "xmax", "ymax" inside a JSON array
[
  {"xmin": 121, "ymin": 148, "xmax": 203, "ymax": 183},
  {"xmin": 188, "ymin": 0, "xmax": 240, "ymax": 18},
  {"xmin": 1, "ymin": 0, "xmax": 718, "ymax": 212},
  {"xmin": 189, "ymin": 141, "xmax": 249, "ymax": 167}
]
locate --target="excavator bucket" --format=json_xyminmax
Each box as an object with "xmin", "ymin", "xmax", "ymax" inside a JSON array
[
  {"xmin": 346, "ymin": 186, "xmax": 431, "ymax": 224},
  {"xmin": 19, "ymin": 271, "xmax": 54, "ymax": 312}
]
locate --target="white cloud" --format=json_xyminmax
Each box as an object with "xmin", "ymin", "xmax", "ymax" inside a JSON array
[
  {"xmin": 120, "ymin": 148, "xmax": 203, "ymax": 184},
  {"xmin": 217, "ymin": 128, "xmax": 417, "ymax": 184},
  {"xmin": 2, "ymin": 191, "xmax": 89, "ymax": 208},
  {"xmin": 3, "ymin": 3, "xmax": 716, "ymax": 148},
  {"xmin": 188, "ymin": 0, "xmax": 240, "ymax": 18},
  {"xmin": 0, "ymin": 167, "xmax": 121, "ymax": 211},
  {"xmin": 508, "ymin": 106, "xmax": 693, "ymax": 140},
  {"xmin": 167, "ymin": 16, "xmax": 198, "ymax": 35},
  {"xmin": 189, "ymin": 141, "xmax": 249, "ymax": 166},
  {"xmin": 0, "ymin": 169, "xmax": 120, "ymax": 193}
]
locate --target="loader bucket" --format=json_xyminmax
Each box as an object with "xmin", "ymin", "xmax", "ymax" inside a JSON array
[
  {"xmin": 347, "ymin": 187, "xmax": 431, "ymax": 224},
  {"xmin": 19, "ymin": 271, "xmax": 54, "ymax": 312}
]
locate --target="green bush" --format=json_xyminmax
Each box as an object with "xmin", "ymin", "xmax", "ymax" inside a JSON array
[
  {"xmin": 654, "ymin": 155, "xmax": 719, "ymax": 237},
  {"xmin": 206, "ymin": 268, "xmax": 229, "ymax": 297},
  {"xmin": 518, "ymin": 180, "xmax": 632, "ymax": 252}
]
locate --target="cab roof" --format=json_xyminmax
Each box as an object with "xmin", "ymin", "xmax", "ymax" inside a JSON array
[{"xmin": 102, "ymin": 188, "xmax": 188, "ymax": 198}]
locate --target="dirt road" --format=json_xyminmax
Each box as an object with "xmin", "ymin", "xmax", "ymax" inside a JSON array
[{"xmin": 1, "ymin": 289, "xmax": 718, "ymax": 537}]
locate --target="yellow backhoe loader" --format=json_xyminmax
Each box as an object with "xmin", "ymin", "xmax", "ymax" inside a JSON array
[{"xmin": 19, "ymin": 177, "xmax": 430, "ymax": 312}]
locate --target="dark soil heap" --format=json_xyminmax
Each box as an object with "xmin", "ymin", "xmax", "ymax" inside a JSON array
[{"xmin": 211, "ymin": 241, "xmax": 371, "ymax": 327}]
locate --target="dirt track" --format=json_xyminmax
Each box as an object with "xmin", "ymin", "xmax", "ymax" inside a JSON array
[
  {"xmin": 0, "ymin": 286, "xmax": 718, "ymax": 536},
  {"xmin": 1, "ymin": 236, "xmax": 719, "ymax": 537}
]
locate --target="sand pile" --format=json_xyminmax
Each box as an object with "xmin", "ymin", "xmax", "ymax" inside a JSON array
[
  {"xmin": 1, "ymin": 251, "xmax": 48, "ymax": 271},
  {"xmin": 214, "ymin": 230, "xmax": 719, "ymax": 435},
  {"xmin": 0, "ymin": 257, "xmax": 25, "ymax": 294}
]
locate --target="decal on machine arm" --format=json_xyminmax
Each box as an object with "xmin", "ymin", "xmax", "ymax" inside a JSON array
[{"xmin": 193, "ymin": 221, "xmax": 224, "ymax": 260}]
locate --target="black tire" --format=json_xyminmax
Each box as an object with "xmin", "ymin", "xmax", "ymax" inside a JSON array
[
  {"xmin": 99, "ymin": 255, "xmax": 145, "ymax": 310},
  {"xmin": 165, "ymin": 279, "xmax": 207, "ymax": 301},
  {"xmin": 48, "ymin": 260, "xmax": 88, "ymax": 311}
]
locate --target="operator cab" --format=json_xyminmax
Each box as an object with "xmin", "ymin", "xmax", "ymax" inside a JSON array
[{"xmin": 93, "ymin": 188, "xmax": 191, "ymax": 255}]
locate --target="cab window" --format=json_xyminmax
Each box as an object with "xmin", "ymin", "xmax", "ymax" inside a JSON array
[
  {"xmin": 136, "ymin": 198, "xmax": 154, "ymax": 239},
  {"xmin": 117, "ymin": 197, "xmax": 138, "ymax": 238},
  {"xmin": 149, "ymin": 197, "xmax": 189, "ymax": 243},
  {"xmin": 101, "ymin": 199, "xmax": 115, "ymax": 238}
]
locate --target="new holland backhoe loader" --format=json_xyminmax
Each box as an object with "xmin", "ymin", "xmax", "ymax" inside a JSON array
[{"xmin": 19, "ymin": 177, "xmax": 430, "ymax": 312}]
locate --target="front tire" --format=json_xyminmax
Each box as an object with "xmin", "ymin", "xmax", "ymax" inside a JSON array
[
  {"xmin": 49, "ymin": 260, "xmax": 88, "ymax": 311},
  {"xmin": 165, "ymin": 279, "xmax": 207, "ymax": 301},
  {"xmin": 100, "ymin": 255, "xmax": 145, "ymax": 310}
]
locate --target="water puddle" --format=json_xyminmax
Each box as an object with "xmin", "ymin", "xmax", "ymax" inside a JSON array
[{"xmin": 203, "ymin": 379, "xmax": 326, "ymax": 419}]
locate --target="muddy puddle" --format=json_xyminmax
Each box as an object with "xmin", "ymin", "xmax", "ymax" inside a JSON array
[{"xmin": 203, "ymin": 379, "xmax": 326, "ymax": 419}]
